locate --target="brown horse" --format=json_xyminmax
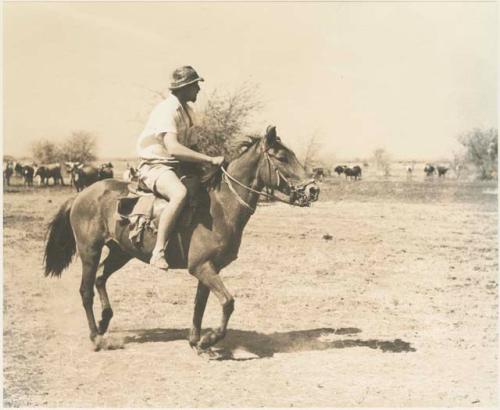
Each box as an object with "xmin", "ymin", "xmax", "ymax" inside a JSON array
[{"xmin": 43, "ymin": 126, "xmax": 319, "ymax": 355}]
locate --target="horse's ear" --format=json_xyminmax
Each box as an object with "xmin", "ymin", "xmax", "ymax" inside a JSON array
[{"xmin": 264, "ymin": 125, "xmax": 277, "ymax": 148}]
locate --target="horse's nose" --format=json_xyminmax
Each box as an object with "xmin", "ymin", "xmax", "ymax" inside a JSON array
[{"xmin": 306, "ymin": 184, "xmax": 320, "ymax": 201}]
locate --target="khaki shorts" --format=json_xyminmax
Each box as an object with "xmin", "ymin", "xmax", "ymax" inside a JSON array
[{"xmin": 137, "ymin": 162, "xmax": 180, "ymax": 194}]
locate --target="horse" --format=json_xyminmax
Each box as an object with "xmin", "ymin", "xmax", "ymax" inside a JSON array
[{"xmin": 43, "ymin": 126, "xmax": 319, "ymax": 355}]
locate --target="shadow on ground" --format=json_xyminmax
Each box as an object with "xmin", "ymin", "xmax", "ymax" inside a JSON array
[{"xmin": 118, "ymin": 327, "xmax": 415, "ymax": 359}]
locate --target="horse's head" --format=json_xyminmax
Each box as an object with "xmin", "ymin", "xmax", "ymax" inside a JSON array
[{"xmin": 256, "ymin": 125, "xmax": 320, "ymax": 206}]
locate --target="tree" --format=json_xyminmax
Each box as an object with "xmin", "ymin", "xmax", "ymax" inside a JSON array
[
  {"xmin": 139, "ymin": 83, "xmax": 263, "ymax": 159},
  {"xmin": 60, "ymin": 131, "xmax": 97, "ymax": 163},
  {"xmin": 193, "ymin": 83, "xmax": 263, "ymax": 158},
  {"xmin": 458, "ymin": 128, "xmax": 497, "ymax": 180},
  {"xmin": 372, "ymin": 147, "xmax": 391, "ymax": 177},
  {"xmin": 31, "ymin": 139, "xmax": 62, "ymax": 164},
  {"xmin": 301, "ymin": 132, "xmax": 322, "ymax": 173}
]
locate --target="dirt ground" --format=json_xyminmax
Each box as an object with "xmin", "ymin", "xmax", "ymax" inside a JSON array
[{"xmin": 3, "ymin": 168, "xmax": 498, "ymax": 407}]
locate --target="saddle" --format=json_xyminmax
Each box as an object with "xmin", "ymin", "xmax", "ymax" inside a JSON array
[{"xmin": 115, "ymin": 175, "xmax": 201, "ymax": 248}]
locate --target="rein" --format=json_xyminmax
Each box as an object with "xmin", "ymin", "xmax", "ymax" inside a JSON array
[{"xmin": 220, "ymin": 152, "xmax": 311, "ymax": 213}]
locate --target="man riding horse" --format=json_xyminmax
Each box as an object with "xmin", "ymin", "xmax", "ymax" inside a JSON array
[
  {"xmin": 44, "ymin": 66, "xmax": 319, "ymax": 355},
  {"xmin": 136, "ymin": 66, "xmax": 224, "ymax": 270}
]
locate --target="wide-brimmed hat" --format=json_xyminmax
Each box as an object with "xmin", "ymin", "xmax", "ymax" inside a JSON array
[{"xmin": 168, "ymin": 66, "xmax": 204, "ymax": 90}]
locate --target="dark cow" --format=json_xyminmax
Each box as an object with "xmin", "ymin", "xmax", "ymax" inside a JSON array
[
  {"xmin": 71, "ymin": 164, "xmax": 100, "ymax": 192},
  {"xmin": 424, "ymin": 164, "xmax": 435, "ymax": 177},
  {"xmin": 35, "ymin": 163, "xmax": 65, "ymax": 186},
  {"xmin": 352, "ymin": 165, "xmax": 362, "ymax": 179},
  {"xmin": 23, "ymin": 165, "xmax": 34, "ymax": 186},
  {"xmin": 334, "ymin": 165, "xmax": 346, "ymax": 176},
  {"xmin": 344, "ymin": 165, "xmax": 362, "ymax": 180},
  {"xmin": 98, "ymin": 162, "xmax": 114, "ymax": 180},
  {"xmin": 312, "ymin": 167, "xmax": 325, "ymax": 181},
  {"xmin": 14, "ymin": 162, "xmax": 24, "ymax": 177},
  {"xmin": 3, "ymin": 162, "xmax": 14, "ymax": 186},
  {"xmin": 437, "ymin": 166, "xmax": 449, "ymax": 178}
]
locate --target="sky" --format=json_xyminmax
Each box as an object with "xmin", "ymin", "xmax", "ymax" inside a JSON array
[{"xmin": 3, "ymin": 1, "xmax": 498, "ymax": 161}]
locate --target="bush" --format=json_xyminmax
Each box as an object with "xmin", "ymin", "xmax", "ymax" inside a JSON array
[
  {"xmin": 372, "ymin": 148, "xmax": 391, "ymax": 177},
  {"xmin": 31, "ymin": 139, "xmax": 62, "ymax": 164},
  {"xmin": 194, "ymin": 84, "xmax": 262, "ymax": 159},
  {"xmin": 60, "ymin": 131, "xmax": 97, "ymax": 163},
  {"xmin": 30, "ymin": 130, "xmax": 98, "ymax": 165},
  {"xmin": 458, "ymin": 128, "xmax": 497, "ymax": 180}
]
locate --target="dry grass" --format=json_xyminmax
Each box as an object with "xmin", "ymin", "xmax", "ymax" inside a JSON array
[{"xmin": 2, "ymin": 162, "xmax": 498, "ymax": 407}]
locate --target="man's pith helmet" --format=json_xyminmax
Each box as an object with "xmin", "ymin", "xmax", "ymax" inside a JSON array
[{"xmin": 169, "ymin": 66, "xmax": 204, "ymax": 90}]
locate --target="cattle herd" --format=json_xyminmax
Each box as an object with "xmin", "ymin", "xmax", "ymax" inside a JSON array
[
  {"xmin": 2, "ymin": 159, "xmax": 455, "ymax": 190},
  {"xmin": 334, "ymin": 165, "xmax": 363, "ymax": 180},
  {"xmin": 2, "ymin": 160, "xmax": 139, "ymax": 191}
]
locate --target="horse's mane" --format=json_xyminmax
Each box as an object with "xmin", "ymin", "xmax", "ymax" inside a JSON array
[{"xmin": 201, "ymin": 136, "xmax": 262, "ymax": 190}]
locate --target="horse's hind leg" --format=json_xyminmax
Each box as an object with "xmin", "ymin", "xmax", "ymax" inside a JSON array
[
  {"xmin": 79, "ymin": 246, "xmax": 103, "ymax": 345},
  {"xmin": 95, "ymin": 242, "xmax": 131, "ymax": 335}
]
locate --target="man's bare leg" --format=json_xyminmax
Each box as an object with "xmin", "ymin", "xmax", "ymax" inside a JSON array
[{"xmin": 150, "ymin": 170, "xmax": 187, "ymax": 270}]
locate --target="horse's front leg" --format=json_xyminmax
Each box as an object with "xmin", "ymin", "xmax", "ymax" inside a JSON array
[
  {"xmin": 189, "ymin": 281, "xmax": 210, "ymax": 348},
  {"xmin": 190, "ymin": 261, "xmax": 234, "ymax": 351}
]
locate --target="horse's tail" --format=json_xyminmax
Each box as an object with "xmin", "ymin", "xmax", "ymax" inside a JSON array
[{"xmin": 44, "ymin": 198, "xmax": 76, "ymax": 277}]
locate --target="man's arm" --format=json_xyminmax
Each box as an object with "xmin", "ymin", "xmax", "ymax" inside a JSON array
[{"xmin": 162, "ymin": 132, "xmax": 223, "ymax": 165}]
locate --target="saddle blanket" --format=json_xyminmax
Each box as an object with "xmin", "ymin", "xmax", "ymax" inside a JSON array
[{"xmin": 115, "ymin": 177, "xmax": 200, "ymax": 248}]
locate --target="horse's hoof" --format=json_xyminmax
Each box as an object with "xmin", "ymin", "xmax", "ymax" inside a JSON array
[{"xmin": 93, "ymin": 335, "xmax": 104, "ymax": 352}]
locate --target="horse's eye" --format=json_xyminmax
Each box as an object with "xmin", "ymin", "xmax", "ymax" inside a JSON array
[{"xmin": 275, "ymin": 154, "xmax": 288, "ymax": 163}]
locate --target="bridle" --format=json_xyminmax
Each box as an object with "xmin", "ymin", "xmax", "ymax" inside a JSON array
[{"xmin": 221, "ymin": 147, "xmax": 316, "ymax": 214}]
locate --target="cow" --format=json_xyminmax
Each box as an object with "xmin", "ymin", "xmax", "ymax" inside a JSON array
[
  {"xmin": 312, "ymin": 167, "xmax": 325, "ymax": 181},
  {"xmin": 352, "ymin": 165, "xmax": 362, "ymax": 180},
  {"xmin": 64, "ymin": 162, "xmax": 83, "ymax": 186},
  {"xmin": 14, "ymin": 162, "xmax": 24, "ymax": 177},
  {"xmin": 22, "ymin": 165, "xmax": 34, "ymax": 186},
  {"xmin": 424, "ymin": 164, "xmax": 435, "ymax": 177},
  {"xmin": 123, "ymin": 164, "xmax": 138, "ymax": 182},
  {"xmin": 35, "ymin": 163, "xmax": 65, "ymax": 186},
  {"xmin": 406, "ymin": 164, "xmax": 414, "ymax": 179},
  {"xmin": 344, "ymin": 165, "xmax": 362, "ymax": 180},
  {"xmin": 334, "ymin": 165, "xmax": 346, "ymax": 176},
  {"xmin": 70, "ymin": 164, "xmax": 100, "ymax": 192},
  {"xmin": 437, "ymin": 166, "xmax": 449, "ymax": 178},
  {"xmin": 98, "ymin": 162, "xmax": 114, "ymax": 180},
  {"xmin": 3, "ymin": 161, "xmax": 14, "ymax": 186}
]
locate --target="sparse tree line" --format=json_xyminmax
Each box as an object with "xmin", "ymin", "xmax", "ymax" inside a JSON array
[
  {"xmin": 30, "ymin": 130, "xmax": 98, "ymax": 164},
  {"xmin": 2, "ymin": 131, "xmax": 115, "ymax": 189},
  {"xmin": 306, "ymin": 128, "xmax": 497, "ymax": 181},
  {"xmin": 4, "ymin": 81, "xmax": 497, "ymax": 189}
]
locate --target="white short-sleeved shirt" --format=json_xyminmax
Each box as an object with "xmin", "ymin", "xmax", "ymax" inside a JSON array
[{"xmin": 136, "ymin": 94, "xmax": 197, "ymax": 162}]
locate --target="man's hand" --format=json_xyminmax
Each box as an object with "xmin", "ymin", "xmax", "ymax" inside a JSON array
[{"xmin": 210, "ymin": 156, "xmax": 225, "ymax": 166}]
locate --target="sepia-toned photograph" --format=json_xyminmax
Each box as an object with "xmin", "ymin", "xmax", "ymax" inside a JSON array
[{"xmin": 2, "ymin": 0, "xmax": 497, "ymax": 407}]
